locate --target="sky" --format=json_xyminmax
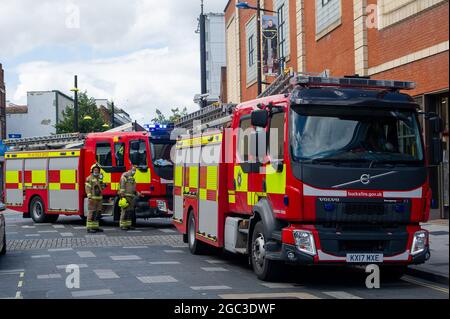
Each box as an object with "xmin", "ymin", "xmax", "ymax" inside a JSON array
[{"xmin": 0, "ymin": 0, "xmax": 227, "ymax": 124}]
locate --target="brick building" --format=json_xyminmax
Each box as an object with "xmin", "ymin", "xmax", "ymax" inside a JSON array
[{"xmin": 224, "ymin": 0, "xmax": 449, "ymax": 218}]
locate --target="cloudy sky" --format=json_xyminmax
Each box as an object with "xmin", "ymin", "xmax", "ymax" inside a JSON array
[{"xmin": 0, "ymin": 0, "xmax": 227, "ymax": 124}]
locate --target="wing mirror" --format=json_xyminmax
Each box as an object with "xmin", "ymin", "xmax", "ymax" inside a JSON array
[{"xmin": 251, "ymin": 109, "xmax": 269, "ymax": 127}]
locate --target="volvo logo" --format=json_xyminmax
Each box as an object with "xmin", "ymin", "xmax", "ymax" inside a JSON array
[{"xmin": 360, "ymin": 174, "xmax": 371, "ymax": 185}]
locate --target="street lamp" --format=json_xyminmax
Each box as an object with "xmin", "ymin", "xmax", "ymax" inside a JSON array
[
  {"xmin": 236, "ymin": 1, "xmax": 277, "ymax": 96},
  {"xmin": 83, "ymin": 115, "xmax": 92, "ymax": 121},
  {"xmin": 70, "ymin": 75, "xmax": 79, "ymax": 132}
]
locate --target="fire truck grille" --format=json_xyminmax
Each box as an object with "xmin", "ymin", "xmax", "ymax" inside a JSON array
[{"xmin": 344, "ymin": 203, "xmax": 385, "ymax": 215}]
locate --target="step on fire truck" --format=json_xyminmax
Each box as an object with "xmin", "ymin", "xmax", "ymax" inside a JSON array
[
  {"xmin": 173, "ymin": 74, "xmax": 444, "ymax": 281},
  {"xmin": 3, "ymin": 126, "xmax": 175, "ymax": 224}
]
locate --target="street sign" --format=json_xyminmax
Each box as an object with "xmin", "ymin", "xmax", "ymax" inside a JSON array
[{"xmin": 8, "ymin": 134, "xmax": 22, "ymax": 139}]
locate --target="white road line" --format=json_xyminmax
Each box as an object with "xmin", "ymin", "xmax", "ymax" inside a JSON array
[
  {"xmin": 137, "ymin": 276, "xmax": 178, "ymax": 284},
  {"xmin": 25, "ymin": 234, "xmax": 40, "ymax": 237},
  {"xmin": 159, "ymin": 228, "xmax": 176, "ymax": 233},
  {"xmin": 205, "ymin": 260, "xmax": 227, "ymax": 264},
  {"xmin": 110, "ymin": 255, "xmax": 141, "ymax": 261},
  {"xmin": 60, "ymin": 232, "xmax": 74, "ymax": 237},
  {"xmin": 201, "ymin": 267, "xmax": 229, "ymax": 272},
  {"xmin": 402, "ymin": 276, "xmax": 449, "ymax": 294},
  {"xmin": 163, "ymin": 250, "xmax": 184, "ymax": 254},
  {"xmin": 93, "ymin": 269, "xmax": 120, "ymax": 279},
  {"xmin": 261, "ymin": 283, "xmax": 300, "ymax": 289},
  {"xmin": 31, "ymin": 255, "xmax": 51, "ymax": 259},
  {"xmin": 37, "ymin": 274, "xmax": 62, "ymax": 279},
  {"xmin": 123, "ymin": 246, "xmax": 149, "ymax": 249},
  {"xmin": 219, "ymin": 292, "xmax": 321, "ymax": 299},
  {"xmin": 323, "ymin": 291, "xmax": 362, "ymax": 299},
  {"xmin": 77, "ymin": 251, "xmax": 96, "ymax": 258},
  {"xmin": 53, "ymin": 225, "xmax": 65, "ymax": 229},
  {"xmin": 38, "ymin": 230, "xmax": 58, "ymax": 233},
  {"xmin": 191, "ymin": 286, "xmax": 232, "ymax": 291},
  {"xmin": 149, "ymin": 261, "xmax": 180, "ymax": 265},
  {"xmin": 0, "ymin": 269, "xmax": 25, "ymax": 275},
  {"xmin": 71, "ymin": 289, "xmax": 114, "ymax": 298},
  {"xmin": 48, "ymin": 248, "xmax": 73, "ymax": 252}
]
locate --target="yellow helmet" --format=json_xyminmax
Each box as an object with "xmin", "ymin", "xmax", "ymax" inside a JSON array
[
  {"xmin": 118, "ymin": 198, "xmax": 129, "ymax": 209},
  {"xmin": 90, "ymin": 163, "xmax": 101, "ymax": 173}
]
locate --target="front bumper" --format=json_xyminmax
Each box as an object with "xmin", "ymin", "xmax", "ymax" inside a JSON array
[
  {"xmin": 135, "ymin": 197, "xmax": 173, "ymax": 218},
  {"xmin": 266, "ymin": 224, "xmax": 430, "ymax": 266}
]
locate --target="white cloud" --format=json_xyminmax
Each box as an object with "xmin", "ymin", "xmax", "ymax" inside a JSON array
[
  {"xmin": 14, "ymin": 46, "xmax": 201, "ymax": 124},
  {"xmin": 1, "ymin": 0, "xmax": 228, "ymax": 122}
]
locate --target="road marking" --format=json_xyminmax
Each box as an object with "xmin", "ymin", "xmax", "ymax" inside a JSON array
[
  {"xmin": 19, "ymin": 272, "xmax": 24, "ymax": 278},
  {"xmin": 261, "ymin": 283, "xmax": 300, "ymax": 289},
  {"xmin": 71, "ymin": 289, "xmax": 114, "ymax": 298},
  {"xmin": 164, "ymin": 250, "xmax": 184, "ymax": 254},
  {"xmin": 53, "ymin": 225, "xmax": 65, "ymax": 229},
  {"xmin": 201, "ymin": 267, "xmax": 229, "ymax": 272},
  {"xmin": 77, "ymin": 251, "xmax": 96, "ymax": 258},
  {"xmin": 15, "ymin": 291, "xmax": 22, "ymax": 299},
  {"xmin": 191, "ymin": 285, "xmax": 232, "ymax": 291},
  {"xmin": 219, "ymin": 292, "xmax": 321, "ymax": 299},
  {"xmin": 94, "ymin": 269, "xmax": 120, "ymax": 279},
  {"xmin": 123, "ymin": 246, "xmax": 149, "ymax": 249},
  {"xmin": 25, "ymin": 234, "xmax": 40, "ymax": 237},
  {"xmin": 149, "ymin": 261, "xmax": 180, "ymax": 265},
  {"xmin": 60, "ymin": 232, "xmax": 74, "ymax": 237},
  {"xmin": 37, "ymin": 274, "xmax": 62, "ymax": 279},
  {"xmin": 48, "ymin": 248, "xmax": 73, "ymax": 252},
  {"xmin": 402, "ymin": 276, "xmax": 449, "ymax": 294},
  {"xmin": 110, "ymin": 255, "xmax": 141, "ymax": 261},
  {"xmin": 323, "ymin": 291, "xmax": 362, "ymax": 299},
  {"xmin": 31, "ymin": 255, "xmax": 51, "ymax": 259},
  {"xmin": 205, "ymin": 260, "xmax": 227, "ymax": 264},
  {"xmin": 56, "ymin": 264, "xmax": 88, "ymax": 270},
  {"xmin": 6, "ymin": 232, "xmax": 18, "ymax": 235},
  {"xmin": 0, "ymin": 269, "xmax": 25, "ymax": 275},
  {"xmin": 38, "ymin": 230, "xmax": 58, "ymax": 233},
  {"xmin": 137, "ymin": 275, "xmax": 178, "ymax": 284},
  {"xmin": 17, "ymin": 281, "xmax": 23, "ymax": 288},
  {"xmin": 159, "ymin": 228, "xmax": 176, "ymax": 233},
  {"xmin": 22, "ymin": 226, "xmax": 35, "ymax": 229}
]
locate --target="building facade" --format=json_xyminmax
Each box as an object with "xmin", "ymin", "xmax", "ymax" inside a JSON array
[
  {"xmin": 0, "ymin": 64, "xmax": 5, "ymax": 140},
  {"xmin": 6, "ymin": 91, "xmax": 74, "ymax": 138},
  {"xmin": 95, "ymin": 99, "xmax": 133, "ymax": 128},
  {"xmin": 224, "ymin": 0, "xmax": 449, "ymax": 218}
]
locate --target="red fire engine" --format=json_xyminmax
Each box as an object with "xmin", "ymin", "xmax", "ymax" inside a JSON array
[
  {"xmin": 173, "ymin": 75, "xmax": 444, "ymax": 281},
  {"xmin": 4, "ymin": 128, "xmax": 174, "ymax": 224}
]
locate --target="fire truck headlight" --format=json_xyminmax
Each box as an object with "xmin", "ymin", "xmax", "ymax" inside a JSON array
[
  {"xmin": 411, "ymin": 230, "xmax": 428, "ymax": 256},
  {"xmin": 293, "ymin": 230, "xmax": 317, "ymax": 256},
  {"xmin": 156, "ymin": 200, "xmax": 168, "ymax": 212}
]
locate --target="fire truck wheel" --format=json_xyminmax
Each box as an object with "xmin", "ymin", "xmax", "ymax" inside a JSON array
[
  {"xmin": 188, "ymin": 212, "xmax": 208, "ymax": 255},
  {"xmin": 30, "ymin": 197, "xmax": 48, "ymax": 224},
  {"xmin": 251, "ymin": 221, "xmax": 283, "ymax": 281}
]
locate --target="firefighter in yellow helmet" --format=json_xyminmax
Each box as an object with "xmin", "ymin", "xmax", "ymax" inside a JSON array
[
  {"xmin": 118, "ymin": 165, "xmax": 142, "ymax": 230},
  {"xmin": 85, "ymin": 163, "xmax": 106, "ymax": 233}
]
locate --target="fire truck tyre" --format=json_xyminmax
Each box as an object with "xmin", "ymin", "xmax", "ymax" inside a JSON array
[
  {"xmin": 188, "ymin": 212, "xmax": 208, "ymax": 255},
  {"xmin": 30, "ymin": 197, "xmax": 47, "ymax": 223},
  {"xmin": 251, "ymin": 221, "xmax": 283, "ymax": 281},
  {"xmin": 183, "ymin": 234, "xmax": 189, "ymax": 244},
  {"xmin": 380, "ymin": 265, "xmax": 408, "ymax": 281},
  {"xmin": 1, "ymin": 233, "xmax": 6, "ymax": 255}
]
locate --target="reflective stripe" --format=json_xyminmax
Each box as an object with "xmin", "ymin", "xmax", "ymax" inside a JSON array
[
  {"xmin": 189, "ymin": 166, "xmax": 198, "ymax": 189},
  {"xmin": 228, "ymin": 194, "xmax": 236, "ymax": 204},
  {"xmin": 266, "ymin": 164, "xmax": 286, "ymax": 195},
  {"xmin": 206, "ymin": 166, "xmax": 217, "ymax": 191},
  {"xmin": 174, "ymin": 166, "xmax": 183, "ymax": 187}
]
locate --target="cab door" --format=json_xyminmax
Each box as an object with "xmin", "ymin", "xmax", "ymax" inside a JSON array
[{"xmin": 128, "ymin": 139, "xmax": 151, "ymax": 192}]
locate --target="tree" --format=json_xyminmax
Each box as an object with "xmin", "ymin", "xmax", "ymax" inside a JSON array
[
  {"xmin": 56, "ymin": 92, "xmax": 108, "ymax": 134},
  {"xmin": 151, "ymin": 107, "xmax": 188, "ymax": 124}
]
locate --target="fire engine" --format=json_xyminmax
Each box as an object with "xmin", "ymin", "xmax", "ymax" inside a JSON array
[
  {"xmin": 173, "ymin": 74, "xmax": 444, "ymax": 281},
  {"xmin": 3, "ymin": 126, "xmax": 175, "ymax": 224}
]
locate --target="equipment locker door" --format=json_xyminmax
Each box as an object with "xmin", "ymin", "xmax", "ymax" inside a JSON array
[
  {"xmin": 197, "ymin": 134, "xmax": 222, "ymax": 240},
  {"xmin": 174, "ymin": 142, "xmax": 187, "ymax": 221},
  {"xmin": 5, "ymin": 159, "xmax": 24, "ymax": 206},
  {"xmin": 48, "ymin": 157, "xmax": 80, "ymax": 212}
]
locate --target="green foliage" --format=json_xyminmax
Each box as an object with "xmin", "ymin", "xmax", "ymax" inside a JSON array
[
  {"xmin": 151, "ymin": 107, "xmax": 188, "ymax": 124},
  {"xmin": 55, "ymin": 92, "xmax": 108, "ymax": 134}
]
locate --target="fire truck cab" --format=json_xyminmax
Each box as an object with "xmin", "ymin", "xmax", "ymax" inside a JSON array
[{"xmin": 173, "ymin": 75, "xmax": 444, "ymax": 281}]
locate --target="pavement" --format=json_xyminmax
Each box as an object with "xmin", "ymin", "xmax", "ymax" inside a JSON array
[
  {"xmin": 0, "ymin": 209, "xmax": 448, "ymax": 299},
  {"xmin": 408, "ymin": 220, "xmax": 449, "ymax": 284}
]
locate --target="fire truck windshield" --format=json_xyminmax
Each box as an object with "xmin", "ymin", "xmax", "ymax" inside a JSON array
[
  {"xmin": 290, "ymin": 105, "xmax": 424, "ymax": 166},
  {"xmin": 149, "ymin": 139, "xmax": 175, "ymax": 180}
]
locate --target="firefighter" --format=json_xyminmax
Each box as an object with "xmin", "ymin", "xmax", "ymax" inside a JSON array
[
  {"xmin": 85, "ymin": 163, "xmax": 106, "ymax": 233},
  {"xmin": 118, "ymin": 165, "xmax": 142, "ymax": 230}
]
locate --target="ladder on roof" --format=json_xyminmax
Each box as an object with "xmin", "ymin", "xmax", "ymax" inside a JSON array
[{"xmin": 3, "ymin": 133, "xmax": 86, "ymax": 151}]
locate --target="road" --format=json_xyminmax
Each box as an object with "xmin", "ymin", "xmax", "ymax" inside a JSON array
[{"xmin": 0, "ymin": 210, "xmax": 448, "ymax": 299}]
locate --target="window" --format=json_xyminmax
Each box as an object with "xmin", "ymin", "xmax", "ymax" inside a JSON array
[
  {"xmin": 96, "ymin": 143, "xmax": 112, "ymax": 167},
  {"xmin": 269, "ymin": 112, "xmax": 285, "ymax": 160},
  {"xmin": 248, "ymin": 35, "xmax": 255, "ymax": 67},
  {"xmin": 245, "ymin": 16, "xmax": 257, "ymax": 84},
  {"xmin": 274, "ymin": 0, "xmax": 290, "ymax": 60},
  {"xmin": 114, "ymin": 143, "xmax": 125, "ymax": 167},
  {"xmin": 315, "ymin": 0, "xmax": 341, "ymax": 36},
  {"xmin": 277, "ymin": 4, "xmax": 286, "ymax": 63},
  {"xmin": 237, "ymin": 117, "xmax": 253, "ymax": 162},
  {"xmin": 129, "ymin": 140, "xmax": 148, "ymax": 167}
]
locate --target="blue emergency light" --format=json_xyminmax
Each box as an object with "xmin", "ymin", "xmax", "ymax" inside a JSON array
[{"xmin": 144, "ymin": 123, "xmax": 174, "ymax": 140}]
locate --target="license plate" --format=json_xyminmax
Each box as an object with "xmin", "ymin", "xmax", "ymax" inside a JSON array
[{"xmin": 346, "ymin": 253, "xmax": 384, "ymax": 263}]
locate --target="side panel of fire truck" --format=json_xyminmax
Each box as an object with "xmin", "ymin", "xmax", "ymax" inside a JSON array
[
  {"xmin": 4, "ymin": 150, "xmax": 83, "ymax": 219},
  {"xmin": 174, "ymin": 132, "xmax": 225, "ymax": 247}
]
